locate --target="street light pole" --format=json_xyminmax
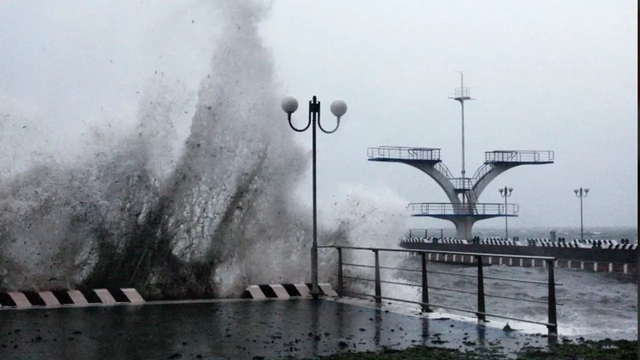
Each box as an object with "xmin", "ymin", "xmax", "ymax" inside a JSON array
[
  {"xmin": 281, "ymin": 95, "xmax": 347, "ymax": 299},
  {"xmin": 574, "ymin": 187, "xmax": 589, "ymax": 242},
  {"xmin": 499, "ymin": 186, "xmax": 513, "ymax": 240}
]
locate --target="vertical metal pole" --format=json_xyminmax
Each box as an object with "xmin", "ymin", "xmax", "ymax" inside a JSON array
[
  {"xmin": 476, "ymin": 255, "xmax": 486, "ymax": 321},
  {"xmin": 374, "ymin": 250, "xmax": 381, "ymax": 304},
  {"xmin": 547, "ymin": 259, "xmax": 558, "ymax": 337},
  {"xmin": 310, "ymin": 96, "xmax": 320, "ymax": 299},
  {"xmin": 460, "ymin": 73, "xmax": 466, "ymax": 179},
  {"xmin": 337, "ymin": 247, "xmax": 343, "ymax": 291},
  {"xmin": 421, "ymin": 253, "xmax": 431, "ymax": 312},
  {"xmin": 505, "ymin": 194, "xmax": 509, "ymax": 240},
  {"xmin": 440, "ymin": 229, "xmax": 443, "ymax": 239},
  {"xmin": 580, "ymin": 192, "xmax": 584, "ymax": 242}
]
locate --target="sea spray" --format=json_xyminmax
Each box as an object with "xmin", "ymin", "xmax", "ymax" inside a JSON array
[
  {"xmin": 0, "ymin": 0, "xmax": 312, "ymax": 298},
  {"xmin": 0, "ymin": 0, "xmax": 412, "ymax": 299},
  {"xmin": 327, "ymin": 185, "xmax": 414, "ymax": 299}
]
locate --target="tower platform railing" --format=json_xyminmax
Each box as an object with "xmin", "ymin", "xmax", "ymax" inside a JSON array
[
  {"xmin": 433, "ymin": 162, "xmax": 455, "ymax": 179},
  {"xmin": 367, "ymin": 146, "xmax": 441, "ymax": 161},
  {"xmin": 485, "ymin": 150, "xmax": 554, "ymax": 163},
  {"xmin": 450, "ymin": 177, "xmax": 473, "ymax": 190},
  {"xmin": 409, "ymin": 202, "xmax": 519, "ymax": 216}
]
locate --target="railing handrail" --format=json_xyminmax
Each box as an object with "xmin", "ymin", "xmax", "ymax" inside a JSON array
[
  {"xmin": 407, "ymin": 202, "xmax": 520, "ymax": 216},
  {"xmin": 367, "ymin": 145, "xmax": 442, "ymax": 150},
  {"xmin": 486, "ymin": 149, "xmax": 554, "ymax": 153},
  {"xmin": 484, "ymin": 150, "xmax": 555, "ymax": 163},
  {"xmin": 319, "ymin": 244, "xmax": 556, "ymax": 261},
  {"xmin": 367, "ymin": 146, "xmax": 441, "ymax": 161},
  {"xmin": 408, "ymin": 202, "xmax": 512, "ymax": 206},
  {"xmin": 342, "ymin": 262, "xmax": 563, "ymax": 286},
  {"xmin": 434, "ymin": 161, "xmax": 454, "ymax": 179},
  {"xmin": 471, "ymin": 162, "xmax": 493, "ymax": 186},
  {"xmin": 322, "ymin": 245, "xmax": 559, "ymax": 337}
]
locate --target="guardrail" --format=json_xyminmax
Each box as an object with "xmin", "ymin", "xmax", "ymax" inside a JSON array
[
  {"xmin": 408, "ymin": 202, "xmax": 519, "ymax": 216},
  {"xmin": 471, "ymin": 162, "xmax": 493, "ymax": 186},
  {"xmin": 450, "ymin": 177, "xmax": 473, "ymax": 190},
  {"xmin": 367, "ymin": 146, "xmax": 441, "ymax": 161},
  {"xmin": 319, "ymin": 245, "xmax": 560, "ymax": 337},
  {"xmin": 433, "ymin": 162, "xmax": 454, "ymax": 179},
  {"xmin": 407, "ymin": 228, "xmax": 457, "ymax": 238},
  {"xmin": 485, "ymin": 150, "xmax": 554, "ymax": 163}
]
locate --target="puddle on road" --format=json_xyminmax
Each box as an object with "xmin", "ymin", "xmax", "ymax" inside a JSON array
[{"xmin": 0, "ymin": 298, "xmax": 556, "ymax": 359}]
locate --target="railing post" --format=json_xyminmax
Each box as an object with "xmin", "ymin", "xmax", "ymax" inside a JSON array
[
  {"xmin": 476, "ymin": 255, "xmax": 486, "ymax": 321},
  {"xmin": 373, "ymin": 250, "xmax": 381, "ymax": 304},
  {"xmin": 547, "ymin": 259, "xmax": 558, "ymax": 337},
  {"xmin": 337, "ymin": 247, "xmax": 344, "ymax": 292},
  {"xmin": 421, "ymin": 252, "xmax": 431, "ymax": 312}
]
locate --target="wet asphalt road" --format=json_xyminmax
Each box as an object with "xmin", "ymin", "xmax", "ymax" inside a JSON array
[{"xmin": 0, "ymin": 299, "xmax": 552, "ymax": 360}]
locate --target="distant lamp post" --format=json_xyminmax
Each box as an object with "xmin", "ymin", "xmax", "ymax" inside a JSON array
[
  {"xmin": 499, "ymin": 187, "xmax": 513, "ymax": 240},
  {"xmin": 573, "ymin": 187, "xmax": 589, "ymax": 241},
  {"xmin": 281, "ymin": 95, "xmax": 347, "ymax": 299}
]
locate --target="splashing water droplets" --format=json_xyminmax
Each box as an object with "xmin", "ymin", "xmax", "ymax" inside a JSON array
[{"xmin": 0, "ymin": 0, "xmax": 314, "ymax": 299}]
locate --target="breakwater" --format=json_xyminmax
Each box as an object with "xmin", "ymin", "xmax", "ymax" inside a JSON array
[{"xmin": 399, "ymin": 241, "xmax": 637, "ymax": 274}]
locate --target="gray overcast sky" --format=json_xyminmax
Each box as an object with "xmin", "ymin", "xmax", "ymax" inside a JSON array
[{"xmin": 0, "ymin": 0, "xmax": 637, "ymax": 230}]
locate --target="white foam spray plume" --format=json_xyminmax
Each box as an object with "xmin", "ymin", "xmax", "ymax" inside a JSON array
[
  {"xmin": 0, "ymin": 0, "xmax": 363, "ymax": 299},
  {"xmin": 322, "ymin": 185, "xmax": 418, "ymax": 300}
]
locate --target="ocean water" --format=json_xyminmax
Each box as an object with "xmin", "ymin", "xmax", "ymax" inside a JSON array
[
  {"xmin": 341, "ymin": 234, "xmax": 638, "ymax": 339},
  {"xmin": 417, "ymin": 261, "xmax": 635, "ymax": 338}
]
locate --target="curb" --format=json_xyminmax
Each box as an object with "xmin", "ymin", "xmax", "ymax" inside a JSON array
[
  {"xmin": 241, "ymin": 283, "xmax": 338, "ymax": 299},
  {"xmin": 0, "ymin": 288, "xmax": 145, "ymax": 309}
]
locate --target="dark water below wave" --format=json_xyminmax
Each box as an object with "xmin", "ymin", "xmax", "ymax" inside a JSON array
[{"xmin": 393, "ymin": 257, "xmax": 638, "ymax": 338}]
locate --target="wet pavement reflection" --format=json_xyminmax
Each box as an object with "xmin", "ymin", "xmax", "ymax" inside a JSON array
[{"xmin": 0, "ymin": 299, "xmax": 552, "ymax": 359}]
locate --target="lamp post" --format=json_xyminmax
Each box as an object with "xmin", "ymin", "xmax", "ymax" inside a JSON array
[
  {"xmin": 499, "ymin": 187, "xmax": 513, "ymax": 240},
  {"xmin": 281, "ymin": 95, "xmax": 347, "ymax": 299},
  {"xmin": 574, "ymin": 187, "xmax": 589, "ymax": 242}
]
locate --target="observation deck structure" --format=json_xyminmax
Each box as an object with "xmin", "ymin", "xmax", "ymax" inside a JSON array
[
  {"xmin": 368, "ymin": 147, "xmax": 553, "ymax": 239},
  {"xmin": 367, "ymin": 75, "xmax": 554, "ymax": 239}
]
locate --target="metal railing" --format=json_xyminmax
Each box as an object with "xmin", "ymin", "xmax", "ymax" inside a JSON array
[
  {"xmin": 450, "ymin": 177, "xmax": 473, "ymax": 190},
  {"xmin": 407, "ymin": 228, "xmax": 457, "ymax": 238},
  {"xmin": 434, "ymin": 162, "xmax": 455, "ymax": 179},
  {"xmin": 408, "ymin": 202, "xmax": 519, "ymax": 216},
  {"xmin": 367, "ymin": 146, "xmax": 441, "ymax": 161},
  {"xmin": 319, "ymin": 245, "xmax": 560, "ymax": 337},
  {"xmin": 471, "ymin": 162, "xmax": 493, "ymax": 187},
  {"xmin": 485, "ymin": 150, "xmax": 554, "ymax": 163},
  {"xmin": 454, "ymin": 87, "xmax": 470, "ymax": 98}
]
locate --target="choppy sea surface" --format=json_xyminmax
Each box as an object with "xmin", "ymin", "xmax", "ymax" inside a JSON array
[
  {"xmin": 347, "ymin": 226, "xmax": 638, "ymax": 339},
  {"xmin": 393, "ymin": 259, "xmax": 637, "ymax": 339}
]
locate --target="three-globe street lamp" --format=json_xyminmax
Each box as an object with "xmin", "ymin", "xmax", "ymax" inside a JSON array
[
  {"xmin": 499, "ymin": 186, "xmax": 513, "ymax": 240},
  {"xmin": 574, "ymin": 187, "xmax": 589, "ymax": 242},
  {"xmin": 281, "ymin": 95, "xmax": 348, "ymax": 299}
]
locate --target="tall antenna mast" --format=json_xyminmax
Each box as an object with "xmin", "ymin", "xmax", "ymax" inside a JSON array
[{"xmin": 449, "ymin": 72, "xmax": 475, "ymax": 178}]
